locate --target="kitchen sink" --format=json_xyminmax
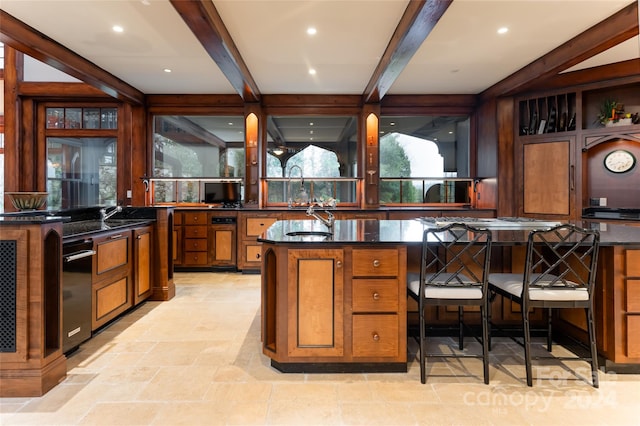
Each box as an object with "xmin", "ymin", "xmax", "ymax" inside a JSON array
[{"xmin": 285, "ymin": 231, "xmax": 333, "ymax": 238}]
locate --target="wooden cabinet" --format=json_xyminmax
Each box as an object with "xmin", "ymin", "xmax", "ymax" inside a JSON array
[
  {"xmin": 92, "ymin": 230, "xmax": 132, "ymax": 330},
  {"xmin": 182, "ymin": 212, "xmax": 209, "ymax": 267},
  {"xmin": 210, "ymin": 213, "xmax": 237, "ymax": 269},
  {"xmin": 592, "ymin": 246, "xmax": 640, "ymax": 369},
  {"xmin": 287, "ymin": 249, "xmax": 345, "ymax": 358},
  {"xmin": 132, "ymin": 226, "xmax": 153, "ymax": 306},
  {"xmin": 518, "ymin": 138, "xmax": 575, "ymax": 219},
  {"xmin": 237, "ymin": 212, "xmax": 280, "ymax": 271},
  {"xmin": 351, "ymin": 248, "xmax": 404, "ymax": 360},
  {"xmin": 262, "ymin": 241, "xmax": 407, "ymax": 371},
  {"xmin": 173, "ymin": 212, "xmax": 182, "ymax": 265},
  {"xmin": 0, "ymin": 222, "xmax": 67, "ymax": 397}
]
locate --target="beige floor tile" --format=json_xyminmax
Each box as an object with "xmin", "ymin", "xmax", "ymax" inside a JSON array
[{"xmin": 2, "ymin": 272, "xmax": 639, "ymax": 426}]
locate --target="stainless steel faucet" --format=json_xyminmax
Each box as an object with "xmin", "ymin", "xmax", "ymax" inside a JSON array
[
  {"xmin": 306, "ymin": 204, "xmax": 334, "ymax": 230},
  {"xmin": 100, "ymin": 205, "xmax": 122, "ymax": 222},
  {"xmin": 287, "ymin": 165, "xmax": 308, "ymax": 207}
]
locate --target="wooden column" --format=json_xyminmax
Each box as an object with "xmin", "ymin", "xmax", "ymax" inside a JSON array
[{"xmin": 362, "ymin": 104, "xmax": 380, "ymax": 208}]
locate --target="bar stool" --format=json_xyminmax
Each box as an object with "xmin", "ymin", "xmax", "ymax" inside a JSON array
[
  {"xmin": 408, "ymin": 223, "xmax": 493, "ymax": 384},
  {"xmin": 488, "ymin": 223, "xmax": 600, "ymax": 387}
]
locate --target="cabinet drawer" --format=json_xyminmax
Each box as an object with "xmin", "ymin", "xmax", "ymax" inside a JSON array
[
  {"xmin": 352, "ymin": 279, "xmax": 399, "ymax": 312},
  {"xmin": 352, "ymin": 249, "xmax": 399, "ymax": 277},
  {"xmin": 183, "ymin": 252, "xmax": 208, "ymax": 265},
  {"xmin": 184, "ymin": 212, "xmax": 208, "ymax": 225},
  {"xmin": 96, "ymin": 235, "xmax": 129, "ymax": 276},
  {"xmin": 246, "ymin": 244, "xmax": 262, "ymax": 263},
  {"xmin": 246, "ymin": 217, "xmax": 278, "ymax": 237},
  {"xmin": 352, "ymin": 314, "xmax": 399, "ymax": 358},
  {"xmin": 184, "ymin": 225, "xmax": 207, "ymax": 238},
  {"xmin": 185, "ymin": 238, "xmax": 207, "ymax": 251}
]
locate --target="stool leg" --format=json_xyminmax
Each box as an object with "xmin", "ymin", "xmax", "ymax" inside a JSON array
[
  {"xmin": 458, "ymin": 306, "xmax": 464, "ymax": 350},
  {"xmin": 586, "ymin": 306, "xmax": 599, "ymax": 388},
  {"xmin": 523, "ymin": 307, "xmax": 533, "ymax": 386}
]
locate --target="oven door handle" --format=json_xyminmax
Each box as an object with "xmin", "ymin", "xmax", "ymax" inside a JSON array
[{"xmin": 64, "ymin": 249, "xmax": 97, "ymax": 262}]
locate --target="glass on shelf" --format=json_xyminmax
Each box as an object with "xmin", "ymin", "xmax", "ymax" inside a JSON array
[
  {"xmin": 83, "ymin": 108, "xmax": 101, "ymax": 129},
  {"xmin": 46, "ymin": 108, "xmax": 65, "ymax": 129},
  {"xmin": 65, "ymin": 108, "xmax": 82, "ymax": 129}
]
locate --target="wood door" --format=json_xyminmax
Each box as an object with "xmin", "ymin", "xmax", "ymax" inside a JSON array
[
  {"xmin": 287, "ymin": 249, "xmax": 344, "ymax": 358},
  {"xmin": 133, "ymin": 226, "xmax": 152, "ymax": 305},
  {"xmin": 522, "ymin": 139, "xmax": 573, "ymax": 216}
]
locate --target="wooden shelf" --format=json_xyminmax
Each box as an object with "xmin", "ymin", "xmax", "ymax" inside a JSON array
[{"xmin": 518, "ymin": 92, "xmax": 576, "ymax": 136}]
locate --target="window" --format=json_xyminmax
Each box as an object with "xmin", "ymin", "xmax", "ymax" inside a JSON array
[
  {"xmin": 47, "ymin": 137, "xmax": 117, "ymax": 209},
  {"xmin": 379, "ymin": 115, "xmax": 472, "ymax": 204},
  {"xmin": 264, "ymin": 115, "xmax": 358, "ymax": 205},
  {"xmin": 152, "ymin": 115, "xmax": 245, "ymax": 203}
]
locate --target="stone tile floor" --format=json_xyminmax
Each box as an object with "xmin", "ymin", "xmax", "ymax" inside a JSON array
[{"xmin": 1, "ymin": 272, "xmax": 638, "ymax": 425}]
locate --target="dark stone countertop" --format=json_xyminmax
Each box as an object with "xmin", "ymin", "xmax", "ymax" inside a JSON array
[{"xmin": 259, "ymin": 218, "xmax": 640, "ymax": 246}]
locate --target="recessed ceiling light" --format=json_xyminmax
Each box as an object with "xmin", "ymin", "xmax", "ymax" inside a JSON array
[
  {"xmin": 448, "ymin": 131, "xmax": 453, "ymax": 134},
  {"xmin": 308, "ymin": 68, "xmax": 316, "ymax": 75},
  {"xmin": 390, "ymin": 122, "xmax": 395, "ymax": 126},
  {"xmin": 163, "ymin": 68, "xmax": 172, "ymax": 73},
  {"xmin": 309, "ymin": 130, "xmax": 314, "ymax": 134},
  {"xmin": 309, "ymin": 122, "xmax": 314, "ymax": 126},
  {"xmin": 273, "ymin": 148, "xmax": 284, "ymax": 156},
  {"xmin": 112, "ymin": 25, "xmax": 124, "ymax": 33},
  {"xmin": 307, "ymin": 27, "xmax": 317, "ymax": 36},
  {"xmin": 497, "ymin": 27, "xmax": 508, "ymax": 35},
  {"xmin": 228, "ymin": 122, "xmax": 234, "ymax": 126}
]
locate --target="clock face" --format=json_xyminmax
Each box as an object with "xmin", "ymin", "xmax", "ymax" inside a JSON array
[{"xmin": 604, "ymin": 150, "xmax": 636, "ymax": 173}]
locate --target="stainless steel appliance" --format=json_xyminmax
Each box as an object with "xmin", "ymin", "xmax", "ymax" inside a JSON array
[{"xmin": 62, "ymin": 239, "xmax": 95, "ymax": 353}]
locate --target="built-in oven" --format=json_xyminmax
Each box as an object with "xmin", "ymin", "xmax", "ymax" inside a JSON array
[{"xmin": 62, "ymin": 238, "xmax": 95, "ymax": 353}]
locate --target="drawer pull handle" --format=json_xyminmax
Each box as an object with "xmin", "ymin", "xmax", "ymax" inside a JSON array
[
  {"xmin": 372, "ymin": 292, "xmax": 380, "ymax": 300},
  {"xmin": 372, "ymin": 332, "xmax": 380, "ymax": 342},
  {"xmin": 336, "ymin": 260, "xmax": 342, "ymax": 268},
  {"xmin": 110, "ymin": 234, "xmax": 123, "ymax": 240},
  {"xmin": 373, "ymin": 259, "xmax": 380, "ymax": 267}
]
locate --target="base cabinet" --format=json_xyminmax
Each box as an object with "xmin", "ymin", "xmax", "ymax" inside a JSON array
[
  {"xmin": 287, "ymin": 249, "xmax": 344, "ymax": 358},
  {"xmin": 238, "ymin": 212, "xmax": 280, "ymax": 271},
  {"xmin": 133, "ymin": 226, "xmax": 153, "ymax": 305},
  {"xmin": 92, "ymin": 230, "xmax": 132, "ymax": 330},
  {"xmin": 262, "ymin": 243, "xmax": 407, "ymax": 371}
]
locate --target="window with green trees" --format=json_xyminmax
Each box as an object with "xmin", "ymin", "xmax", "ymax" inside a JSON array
[{"xmin": 379, "ymin": 115, "xmax": 470, "ymax": 204}]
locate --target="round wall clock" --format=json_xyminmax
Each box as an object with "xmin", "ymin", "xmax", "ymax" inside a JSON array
[{"xmin": 604, "ymin": 149, "xmax": 636, "ymax": 173}]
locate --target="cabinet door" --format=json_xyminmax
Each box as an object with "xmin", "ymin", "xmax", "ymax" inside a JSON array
[
  {"xmin": 211, "ymin": 226, "xmax": 235, "ymax": 265},
  {"xmin": 287, "ymin": 249, "xmax": 344, "ymax": 358},
  {"xmin": 133, "ymin": 226, "xmax": 152, "ymax": 305},
  {"xmin": 522, "ymin": 139, "xmax": 573, "ymax": 216}
]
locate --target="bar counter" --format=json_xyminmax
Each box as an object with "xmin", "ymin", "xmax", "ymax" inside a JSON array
[{"xmin": 259, "ymin": 218, "xmax": 640, "ymax": 373}]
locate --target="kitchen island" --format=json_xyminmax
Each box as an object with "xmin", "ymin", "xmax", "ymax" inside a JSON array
[{"xmin": 259, "ymin": 219, "xmax": 640, "ymax": 373}]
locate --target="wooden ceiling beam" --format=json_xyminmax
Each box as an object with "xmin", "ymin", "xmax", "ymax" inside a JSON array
[
  {"xmin": 170, "ymin": 0, "xmax": 261, "ymax": 103},
  {"xmin": 362, "ymin": 0, "xmax": 453, "ymax": 104},
  {"xmin": 480, "ymin": 2, "xmax": 639, "ymax": 101},
  {"xmin": 0, "ymin": 10, "xmax": 145, "ymax": 105},
  {"xmin": 527, "ymin": 59, "xmax": 640, "ymax": 92}
]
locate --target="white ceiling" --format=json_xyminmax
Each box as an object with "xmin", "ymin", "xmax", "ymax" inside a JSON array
[{"xmin": 1, "ymin": 0, "xmax": 638, "ymax": 97}]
